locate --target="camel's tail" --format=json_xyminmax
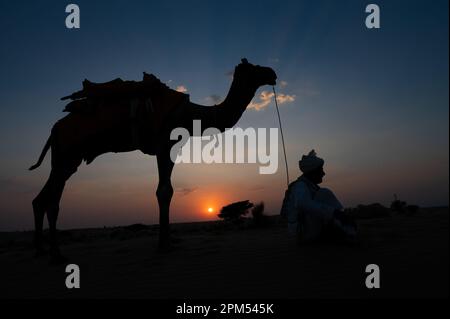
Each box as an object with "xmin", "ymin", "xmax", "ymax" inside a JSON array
[{"xmin": 29, "ymin": 134, "xmax": 52, "ymax": 171}]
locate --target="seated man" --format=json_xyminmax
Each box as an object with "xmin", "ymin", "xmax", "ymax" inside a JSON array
[{"xmin": 281, "ymin": 150, "xmax": 356, "ymax": 242}]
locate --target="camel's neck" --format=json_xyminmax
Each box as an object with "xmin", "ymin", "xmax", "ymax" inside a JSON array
[
  {"xmin": 220, "ymin": 78, "xmax": 258, "ymax": 117},
  {"xmin": 186, "ymin": 77, "xmax": 258, "ymax": 134}
]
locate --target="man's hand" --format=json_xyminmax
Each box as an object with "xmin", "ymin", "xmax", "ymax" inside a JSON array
[{"xmin": 334, "ymin": 209, "xmax": 356, "ymax": 228}]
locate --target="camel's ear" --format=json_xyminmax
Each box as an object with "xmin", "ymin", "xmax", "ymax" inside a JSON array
[{"xmin": 241, "ymin": 58, "xmax": 249, "ymax": 64}]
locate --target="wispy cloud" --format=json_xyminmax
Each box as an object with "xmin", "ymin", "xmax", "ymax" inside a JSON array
[
  {"xmin": 0, "ymin": 176, "xmax": 36, "ymax": 194},
  {"xmin": 176, "ymin": 85, "xmax": 188, "ymax": 93},
  {"xmin": 204, "ymin": 94, "xmax": 222, "ymax": 105},
  {"xmin": 175, "ymin": 187, "xmax": 198, "ymax": 196},
  {"xmin": 247, "ymin": 91, "xmax": 296, "ymax": 111},
  {"xmin": 250, "ymin": 185, "xmax": 265, "ymax": 191},
  {"xmin": 280, "ymin": 80, "xmax": 288, "ymax": 88},
  {"xmin": 298, "ymin": 87, "xmax": 320, "ymax": 97},
  {"xmin": 225, "ymin": 70, "xmax": 234, "ymax": 80},
  {"xmin": 268, "ymin": 58, "xmax": 280, "ymax": 64}
]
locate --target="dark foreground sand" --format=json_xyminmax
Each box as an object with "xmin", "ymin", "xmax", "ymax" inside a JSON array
[{"xmin": 0, "ymin": 208, "xmax": 448, "ymax": 299}]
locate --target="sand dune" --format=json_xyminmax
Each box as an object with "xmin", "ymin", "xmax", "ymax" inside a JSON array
[{"xmin": 0, "ymin": 207, "xmax": 448, "ymax": 299}]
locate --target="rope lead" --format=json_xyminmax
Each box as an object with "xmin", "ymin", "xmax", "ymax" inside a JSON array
[{"xmin": 272, "ymin": 86, "xmax": 290, "ymax": 188}]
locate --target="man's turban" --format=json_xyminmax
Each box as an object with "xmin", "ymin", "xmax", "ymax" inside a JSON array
[{"xmin": 299, "ymin": 150, "xmax": 324, "ymax": 173}]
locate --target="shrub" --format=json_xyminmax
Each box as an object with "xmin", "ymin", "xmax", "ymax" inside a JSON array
[
  {"xmin": 391, "ymin": 194, "xmax": 407, "ymax": 213},
  {"xmin": 251, "ymin": 202, "xmax": 267, "ymax": 225},
  {"xmin": 218, "ymin": 200, "xmax": 254, "ymax": 222}
]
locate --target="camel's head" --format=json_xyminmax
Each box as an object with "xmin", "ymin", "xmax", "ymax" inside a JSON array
[{"xmin": 234, "ymin": 58, "xmax": 277, "ymax": 88}]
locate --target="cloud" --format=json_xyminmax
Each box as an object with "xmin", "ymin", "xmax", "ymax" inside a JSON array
[
  {"xmin": 204, "ymin": 94, "xmax": 223, "ymax": 105},
  {"xmin": 176, "ymin": 85, "xmax": 188, "ymax": 93},
  {"xmin": 298, "ymin": 87, "xmax": 320, "ymax": 97},
  {"xmin": 250, "ymin": 185, "xmax": 265, "ymax": 191},
  {"xmin": 0, "ymin": 176, "xmax": 35, "ymax": 194},
  {"xmin": 276, "ymin": 93, "xmax": 296, "ymax": 104},
  {"xmin": 225, "ymin": 70, "xmax": 234, "ymax": 80},
  {"xmin": 268, "ymin": 58, "xmax": 280, "ymax": 63},
  {"xmin": 175, "ymin": 187, "xmax": 198, "ymax": 196},
  {"xmin": 247, "ymin": 91, "xmax": 296, "ymax": 111},
  {"xmin": 280, "ymin": 80, "xmax": 288, "ymax": 88}
]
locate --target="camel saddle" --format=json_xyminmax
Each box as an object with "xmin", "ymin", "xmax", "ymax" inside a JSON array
[
  {"xmin": 60, "ymin": 73, "xmax": 188, "ymax": 150},
  {"xmin": 62, "ymin": 72, "xmax": 167, "ymax": 102}
]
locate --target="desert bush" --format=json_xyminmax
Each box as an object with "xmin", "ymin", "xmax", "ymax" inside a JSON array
[
  {"xmin": 347, "ymin": 203, "xmax": 391, "ymax": 219},
  {"xmin": 391, "ymin": 194, "xmax": 407, "ymax": 213},
  {"xmin": 251, "ymin": 202, "xmax": 268, "ymax": 225},
  {"xmin": 218, "ymin": 200, "xmax": 254, "ymax": 222}
]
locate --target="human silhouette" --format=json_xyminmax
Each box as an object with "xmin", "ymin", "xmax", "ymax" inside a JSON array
[
  {"xmin": 280, "ymin": 150, "xmax": 357, "ymax": 243},
  {"xmin": 29, "ymin": 58, "xmax": 277, "ymax": 263}
]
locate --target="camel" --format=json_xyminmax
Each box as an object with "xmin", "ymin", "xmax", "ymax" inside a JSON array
[{"xmin": 29, "ymin": 58, "xmax": 277, "ymax": 262}]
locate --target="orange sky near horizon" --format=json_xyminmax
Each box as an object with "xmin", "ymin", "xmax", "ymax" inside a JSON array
[{"xmin": 1, "ymin": 143, "xmax": 448, "ymax": 232}]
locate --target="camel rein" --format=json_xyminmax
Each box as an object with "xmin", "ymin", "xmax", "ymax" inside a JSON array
[{"xmin": 272, "ymin": 86, "xmax": 290, "ymax": 188}]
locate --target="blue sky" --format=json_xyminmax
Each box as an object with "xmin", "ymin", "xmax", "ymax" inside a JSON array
[{"xmin": 0, "ymin": 0, "xmax": 448, "ymax": 230}]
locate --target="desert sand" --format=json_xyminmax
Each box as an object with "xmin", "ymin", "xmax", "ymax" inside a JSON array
[{"xmin": 0, "ymin": 207, "xmax": 448, "ymax": 299}]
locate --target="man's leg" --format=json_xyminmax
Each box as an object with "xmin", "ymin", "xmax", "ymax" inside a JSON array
[{"xmin": 315, "ymin": 188, "xmax": 356, "ymax": 240}]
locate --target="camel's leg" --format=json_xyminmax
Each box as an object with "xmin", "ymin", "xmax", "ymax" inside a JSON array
[
  {"xmin": 46, "ymin": 172, "xmax": 67, "ymax": 262},
  {"xmin": 32, "ymin": 177, "xmax": 53, "ymax": 255},
  {"xmin": 45, "ymin": 165, "xmax": 78, "ymax": 263},
  {"xmin": 156, "ymin": 150, "xmax": 175, "ymax": 249},
  {"xmin": 32, "ymin": 169, "xmax": 69, "ymax": 258}
]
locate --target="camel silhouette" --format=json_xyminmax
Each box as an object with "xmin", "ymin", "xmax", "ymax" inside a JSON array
[{"xmin": 29, "ymin": 58, "xmax": 277, "ymax": 263}]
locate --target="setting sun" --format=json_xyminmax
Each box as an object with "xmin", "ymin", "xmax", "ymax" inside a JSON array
[{"xmin": 207, "ymin": 207, "xmax": 214, "ymax": 213}]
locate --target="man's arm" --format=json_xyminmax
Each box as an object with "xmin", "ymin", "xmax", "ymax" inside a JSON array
[
  {"xmin": 281, "ymin": 186, "xmax": 299, "ymax": 235},
  {"xmin": 293, "ymin": 184, "xmax": 335, "ymax": 225}
]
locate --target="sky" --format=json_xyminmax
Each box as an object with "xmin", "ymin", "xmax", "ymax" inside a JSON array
[{"xmin": 0, "ymin": 0, "xmax": 448, "ymax": 231}]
